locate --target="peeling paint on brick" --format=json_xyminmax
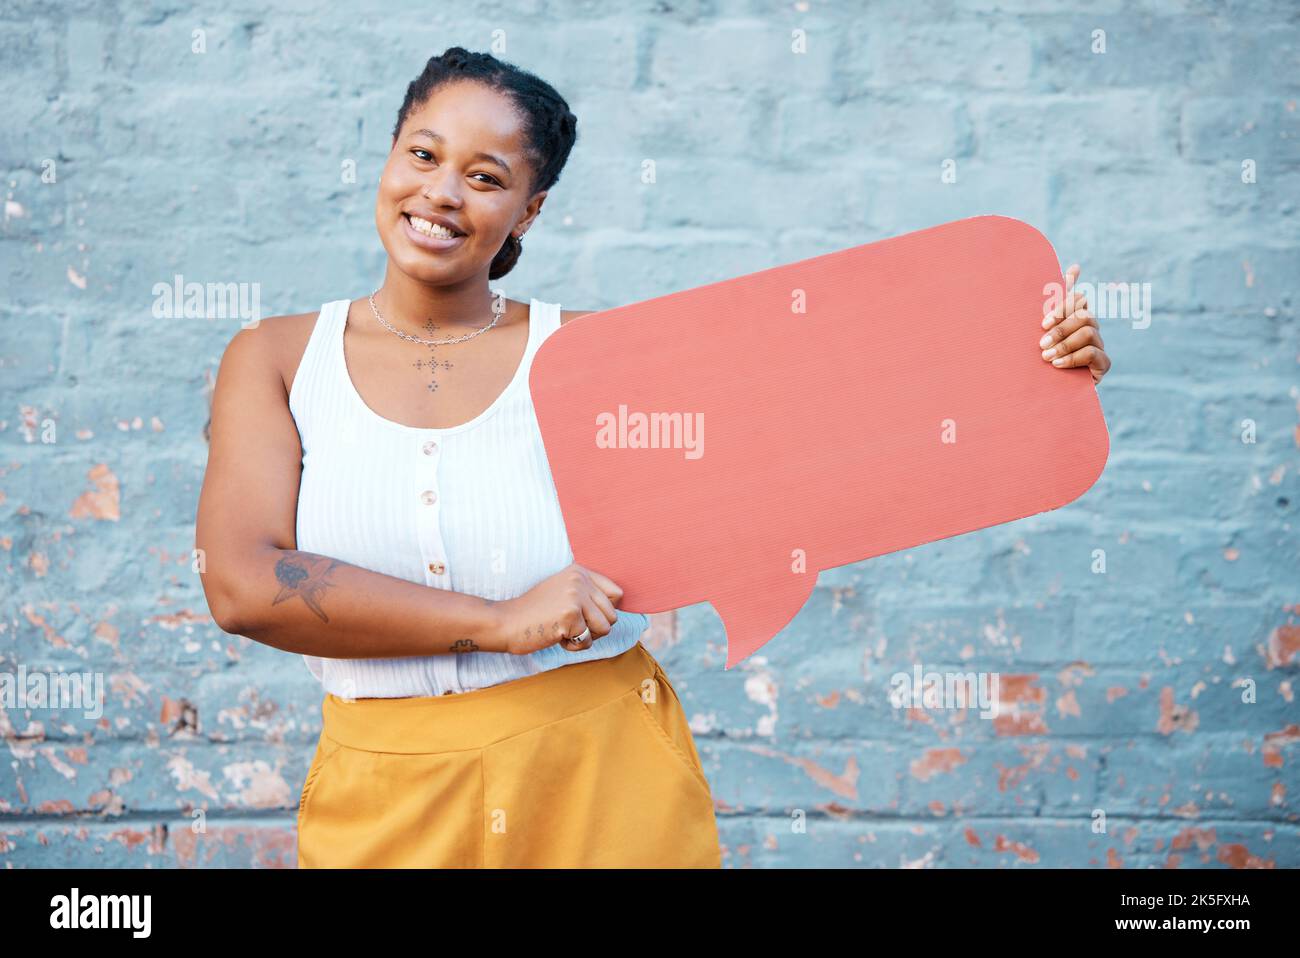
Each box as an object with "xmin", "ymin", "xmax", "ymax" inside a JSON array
[
  {"xmin": 1156, "ymin": 686, "xmax": 1199, "ymax": 735},
  {"xmin": 1266, "ymin": 624, "xmax": 1300, "ymax": 668},
  {"xmin": 1262, "ymin": 724, "xmax": 1299, "ymax": 767},
  {"xmin": 993, "ymin": 675, "xmax": 1048, "ymax": 736},
  {"xmin": 1217, "ymin": 843, "xmax": 1275, "ymax": 868},
  {"xmin": 993, "ymin": 834, "xmax": 1039, "ymax": 864},
  {"xmin": 911, "ymin": 748, "xmax": 967, "ymax": 781},
  {"xmin": 68, "ymin": 463, "xmax": 120, "ymax": 521}
]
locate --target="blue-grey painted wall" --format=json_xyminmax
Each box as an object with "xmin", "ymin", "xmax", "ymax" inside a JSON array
[{"xmin": 1, "ymin": 0, "xmax": 1296, "ymax": 867}]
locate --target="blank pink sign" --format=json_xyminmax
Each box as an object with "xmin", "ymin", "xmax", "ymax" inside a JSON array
[{"xmin": 530, "ymin": 215, "xmax": 1110, "ymax": 668}]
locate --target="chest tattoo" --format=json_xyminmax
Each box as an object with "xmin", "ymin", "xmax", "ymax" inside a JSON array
[{"xmin": 411, "ymin": 317, "xmax": 455, "ymax": 392}]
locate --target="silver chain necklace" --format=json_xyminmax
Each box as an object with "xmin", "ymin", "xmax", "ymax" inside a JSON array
[{"xmin": 366, "ymin": 289, "xmax": 505, "ymax": 346}]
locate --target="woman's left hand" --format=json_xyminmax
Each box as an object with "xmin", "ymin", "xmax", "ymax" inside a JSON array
[{"xmin": 1039, "ymin": 263, "xmax": 1112, "ymax": 386}]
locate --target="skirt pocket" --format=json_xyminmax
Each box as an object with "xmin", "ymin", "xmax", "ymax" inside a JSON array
[
  {"xmin": 297, "ymin": 734, "xmax": 344, "ymax": 823},
  {"xmin": 631, "ymin": 668, "xmax": 713, "ymax": 802}
]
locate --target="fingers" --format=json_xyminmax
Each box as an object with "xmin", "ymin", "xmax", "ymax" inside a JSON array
[
  {"xmin": 551, "ymin": 616, "xmax": 580, "ymax": 645},
  {"xmin": 1042, "ymin": 265, "xmax": 1109, "ymax": 381},
  {"xmin": 557, "ymin": 606, "xmax": 594, "ymax": 651},
  {"xmin": 577, "ymin": 566, "xmax": 624, "ymax": 607},
  {"xmin": 1047, "ymin": 343, "xmax": 1104, "ymax": 371},
  {"xmin": 586, "ymin": 585, "xmax": 619, "ymax": 628},
  {"xmin": 560, "ymin": 631, "xmax": 593, "ymax": 652},
  {"xmin": 550, "ymin": 564, "xmax": 625, "ymax": 652},
  {"xmin": 1044, "ymin": 269, "xmax": 1103, "ymax": 348},
  {"xmin": 578, "ymin": 595, "xmax": 613, "ymax": 639},
  {"xmin": 1044, "ymin": 290, "xmax": 1090, "ymax": 326},
  {"xmin": 1041, "ymin": 311, "xmax": 1093, "ymax": 356},
  {"xmin": 1044, "ymin": 264, "xmax": 1083, "ymax": 325},
  {"xmin": 1077, "ymin": 344, "xmax": 1111, "ymax": 381},
  {"xmin": 1040, "ymin": 323, "xmax": 1102, "ymax": 363},
  {"xmin": 1042, "ymin": 287, "xmax": 1098, "ymax": 341}
]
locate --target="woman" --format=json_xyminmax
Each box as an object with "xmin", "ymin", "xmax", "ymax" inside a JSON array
[
  {"xmin": 196, "ymin": 47, "xmax": 1111, "ymax": 869},
  {"xmin": 196, "ymin": 47, "xmax": 721, "ymax": 868}
]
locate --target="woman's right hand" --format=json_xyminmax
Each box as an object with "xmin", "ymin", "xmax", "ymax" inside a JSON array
[{"xmin": 495, "ymin": 563, "xmax": 624, "ymax": 655}]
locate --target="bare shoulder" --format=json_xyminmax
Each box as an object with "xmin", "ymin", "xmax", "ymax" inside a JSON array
[
  {"xmin": 560, "ymin": 308, "xmax": 598, "ymax": 326},
  {"xmin": 218, "ymin": 306, "xmax": 325, "ymax": 395}
]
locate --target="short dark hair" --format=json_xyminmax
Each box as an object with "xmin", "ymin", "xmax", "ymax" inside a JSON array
[{"xmin": 392, "ymin": 46, "xmax": 579, "ymax": 279}]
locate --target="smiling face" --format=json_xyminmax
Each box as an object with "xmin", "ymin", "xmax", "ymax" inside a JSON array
[{"xmin": 376, "ymin": 80, "xmax": 547, "ymax": 285}]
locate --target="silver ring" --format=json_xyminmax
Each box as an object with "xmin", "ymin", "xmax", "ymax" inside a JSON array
[{"xmin": 567, "ymin": 627, "xmax": 592, "ymax": 647}]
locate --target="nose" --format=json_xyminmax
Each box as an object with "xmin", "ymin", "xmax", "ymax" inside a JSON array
[{"xmin": 420, "ymin": 167, "xmax": 465, "ymax": 208}]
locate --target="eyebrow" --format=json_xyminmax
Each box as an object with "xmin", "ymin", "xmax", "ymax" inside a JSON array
[{"xmin": 410, "ymin": 129, "xmax": 512, "ymax": 176}]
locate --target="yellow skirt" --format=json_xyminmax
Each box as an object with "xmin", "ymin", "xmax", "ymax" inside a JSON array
[{"xmin": 296, "ymin": 640, "xmax": 721, "ymax": 868}]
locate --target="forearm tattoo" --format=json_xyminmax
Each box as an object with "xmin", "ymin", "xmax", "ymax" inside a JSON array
[
  {"xmin": 450, "ymin": 639, "xmax": 479, "ymax": 653},
  {"xmin": 271, "ymin": 552, "xmax": 341, "ymax": 622}
]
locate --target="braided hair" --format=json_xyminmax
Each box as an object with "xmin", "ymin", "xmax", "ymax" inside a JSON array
[{"xmin": 392, "ymin": 46, "xmax": 579, "ymax": 279}]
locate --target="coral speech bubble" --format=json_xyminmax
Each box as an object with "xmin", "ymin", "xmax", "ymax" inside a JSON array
[{"xmin": 530, "ymin": 215, "xmax": 1110, "ymax": 668}]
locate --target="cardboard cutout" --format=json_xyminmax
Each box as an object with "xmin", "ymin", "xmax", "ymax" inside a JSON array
[{"xmin": 530, "ymin": 215, "xmax": 1109, "ymax": 667}]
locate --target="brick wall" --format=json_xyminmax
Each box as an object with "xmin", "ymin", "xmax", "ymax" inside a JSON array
[{"xmin": 1, "ymin": 0, "xmax": 1296, "ymax": 867}]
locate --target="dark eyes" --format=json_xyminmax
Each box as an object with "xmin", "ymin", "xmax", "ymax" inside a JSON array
[{"xmin": 410, "ymin": 148, "xmax": 500, "ymax": 186}]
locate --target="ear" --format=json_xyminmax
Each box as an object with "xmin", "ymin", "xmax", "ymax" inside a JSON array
[{"xmin": 515, "ymin": 189, "xmax": 548, "ymax": 235}]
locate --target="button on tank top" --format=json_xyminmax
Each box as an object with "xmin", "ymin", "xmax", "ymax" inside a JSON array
[{"xmin": 287, "ymin": 295, "xmax": 649, "ymax": 697}]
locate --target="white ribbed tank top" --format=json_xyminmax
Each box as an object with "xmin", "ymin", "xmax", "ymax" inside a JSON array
[{"xmin": 287, "ymin": 295, "xmax": 648, "ymax": 698}]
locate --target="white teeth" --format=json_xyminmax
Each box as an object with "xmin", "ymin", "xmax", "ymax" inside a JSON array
[{"xmin": 409, "ymin": 215, "xmax": 460, "ymax": 239}]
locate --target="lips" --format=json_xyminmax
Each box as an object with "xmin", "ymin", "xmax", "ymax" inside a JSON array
[{"xmin": 401, "ymin": 213, "xmax": 468, "ymax": 252}]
